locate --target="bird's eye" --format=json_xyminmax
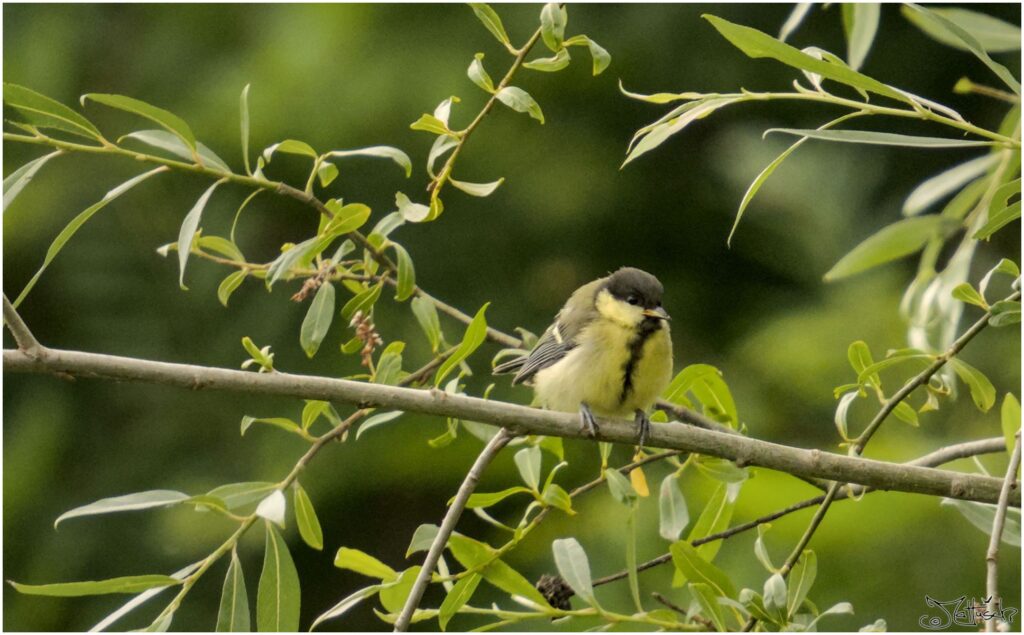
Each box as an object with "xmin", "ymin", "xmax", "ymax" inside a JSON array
[{"xmin": 627, "ymin": 296, "xmax": 639, "ymax": 306}]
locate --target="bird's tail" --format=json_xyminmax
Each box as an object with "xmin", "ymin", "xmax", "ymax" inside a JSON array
[{"xmin": 492, "ymin": 356, "xmax": 526, "ymax": 376}]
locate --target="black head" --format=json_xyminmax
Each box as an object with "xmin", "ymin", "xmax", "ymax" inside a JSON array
[{"xmin": 603, "ymin": 267, "xmax": 664, "ymax": 310}]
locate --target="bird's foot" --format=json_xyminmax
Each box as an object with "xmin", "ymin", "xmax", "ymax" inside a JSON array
[
  {"xmin": 634, "ymin": 409, "xmax": 651, "ymax": 450},
  {"xmin": 579, "ymin": 403, "xmax": 599, "ymax": 438}
]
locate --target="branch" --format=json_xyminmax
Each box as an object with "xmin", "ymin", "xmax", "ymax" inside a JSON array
[
  {"xmin": 2, "ymin": 295, "xmax": 42, "ymax": 356},
  {"xmin": 394, "ymin": 427, "xmax": 514, "ymax": 632},
  {"xmin": 986, "ymin": 430, "xmax": 1022, "ymax": 632},
  {"xmin": 4, "ymin": 346, "xmax": 1017, "ymax": 505}
]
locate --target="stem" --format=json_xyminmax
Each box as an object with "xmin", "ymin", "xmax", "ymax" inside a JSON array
[
  {"xmin": 985, "ymin": 431, "xmax": 1022, "ymax": 632},
  {"xmin": 2, "ymin": 294, "xmax": 42, "ymax": 356},
  {"xmin": 394, "ymin": 427, "xmax": 514, "ymax": 632}
]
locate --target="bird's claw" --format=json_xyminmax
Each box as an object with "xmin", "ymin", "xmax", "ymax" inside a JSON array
[
  {"xmin": 579, "ymin": 403, "xmax": 599, "ymax": 438},
  {"xmin": 635, "ymin": 409, "xmax": 651, "ymax": 450}
]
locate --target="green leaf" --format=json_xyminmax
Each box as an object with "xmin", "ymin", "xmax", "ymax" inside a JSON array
[
  {"xmin": 605, "ymin": 467, "xmax": 638, "ymax": 505},
  {"xmin": 624, "ymin": 97, "xmax": 740, "ymax": 167},
  {"xmin": 54, "ymin": 490, "xmax": 189, "ymax": 528},
  {"xmin": 83, "ymin": 93, "xmax": 196, "ymax": 151},
  {"xmin": 216, "ymin": 549, "xmax": 251, "ymax": 632},
  {"xmin": 540, "ymin": 2, "xmax": 567, "ymax": 51},
  {"xmin": 3, "ymin": 150, "xmax": 62, "ymax": 211},
  {"xmin": 178, "ymin": 179, "xmax": 225, "ymax": 290},
  {"xmin": 391, "ymin": 243, "xmax": 416, "ymax": 301},
  {"xmin": 824, "ymin": 216, "xmax": 954, "ymax": 282},
  {"xmin": 469, "ymin": 4, "xmax": 512, "ymax": 48},
  {"xmin": 688, "ymin": 483, "xmax": 735, "ymax": 563},
  {"xmin": 514, "ymin": 446, "xmax": 542, "ymax": 490},
  {"xmin": 694, "ymin": 457, "xmax": 749, "ymax": 483},
  {"xmin": 974, "ymin": 201, "xmax": 1021, "ymax": 240},
  {"xmin": 207, "ymin": 482, "xmax": 278, "ymax": 510},
  {"xmin": 847, "ymin": 340, "xmax": 878, "ymax": 386},
  {"xmin": 658, "ymin": 474, "xmax": 689, "ymax": 541},
  {"xmin": 13, "ymin": 166, "xmax": 166, "ymax": 308},
  {"xmin": 449, "ymin": 177, "xmax": 504, "ymax": 197},
  {"xmin": 311, "ymin": 585, "xmax": 381, "ymax": 631},
  {"xmin": 293, "ymin": 482, "xmax": 324, "ymax": 551},
  {"xmin": 317, "ymin": 161, "xmax": 339, "ymax": 188},
  {"xmin": 3, "ymin": 83, "xmax": 102, "ymax": 140},
  {"xmin": 218, "ymin": 270, "xmax": 247, "ymax": 307},
  {"xmin": 901, "ymin": 5, "xmax": 1020, "ymax": 94},
  {"xmin": 10, "ymin": 575, "xmax": 180, "ymax": 597},
  {"xmin": 197, "ymin": 235, "xmax": 244, "ymax": 261},
  {"xmin": 541, "ymin": 483, "xmax": 574, "ymax": 514},
  {"xmin": 406, "ymin": 524, "xmax": 440, "ymax": 557},
  {"xmin": 262, "ymin": 139, "xmax": 317, "ymax": 162},
  {"xmin": 448, "ymin": 533, "xmax": 495, "ymax": 569},
  {"xmin": 951, "ymin": 282, "xmax": 987, "ymax": 308},
  {"xmin": 465, "ymin": 487, "xmax": 532, "ymax": 509},
  {"xmin": 256, "ymin": 524, "xmax": 301, "ymax": 631},
  {"xmin": 468, "ymin": 53, "xmax": 496, "ymax": 92},
  {"xmin": 341, "ymin": 282, "xmax": 384, "ymax": 321},
  {"xmin": 763, "ymin": 573, "xmax": 787, "ymax": 614},
  {"xmin": 565, "ymin": 35, "xmax": 611, "ymax": 75},
  {"xmin": 670, "ymin": 540, "xmax": 736, "ymax": 598},
  {"xmin": 843, "ymin": 4, "xmax": 879, "ymax": 70},
  {"xmin": 410, "ymin": 114, "xmax": 454, "ymax": 137},
  {"xmin": 356, "ymin": 411, "xmax": 405, "ymax": 439},
  {"xmin": 552, "ymin": 537, "xmax": 597, "ymax": 607},
  {"xmin": 379, "ymin": 566, "xmax": 421, "ymax": 614},
  {"xmin": 478, "ymin": 559, "xmax": 551, "ymax": 608},
  {"xmin": 439, "ymin": 573, "xmax": 481, "ymax": 631},
  {"xmin": 903, "ymin": 154, "xmax": 998, "ymax": 216},
  {"xmin": 300, "ymin": 282, "xmax": 336, "ymax": 358},
  {"xmin": 334, "ymin": 547, "xmax": 398, "ymax": 581},
  {"xmin": 753, "ymin": 525, "xmax": 775, "ymax": 573},
  {"xmin": 941, "ymin": 499, "xmax": 1020, "ymax": 546},
  {"xmin": 240, "ymin": 416, "xmax": 301, "ymax": 437},
  {"xmin": 119, "ymin": 130, "xmax": 231, "ymax": 172},
  {"xmin": 523, "ymin": 48, "xmax": 571, "ymax": 72},
  {"xmin": 1002, "ymin": 394, "xmax": 1021, "ymax": 455},
  {"xmin": 779, "ymin": 3, "xmax": 813, "ymax": 41},
  {"xmin": 239, "ymin": 84, "xmax": 252, "ymax": 175},
  {"xmin": 949, "ymin": 358, "xmax": 996, "ymax": 412},
  {"xmin": 787, "ymin": 550, "xmax": 816, "ymax": 618},
  {"xmin": 89, "ymin": 563, "xmax": 201, "ymax": 632},
  {"xmin": 326, "ymin": 146, "xmax": 412, "ymax": 178},
  {"xmin": 395, "ymin": 191, "xmax": 432, "ymax": 223},
  {"xmin": 892, "ymin": 401, "xmax": 920, "ymax": 427},
  {"xmin": 690, "ymin": 582, "xmax": 728, "ymax": 631},
  {"xmin": 834, "ymin": 392, "xmax": 858, "ymax": 440},
  {"xmin": 435, "ymin": 303, "xmax": 490, "ymax": 386},
  {"xmin": 702, "ymin": 15, "xmax": 907, "ymax": 102},
  {"xmin": 324, "ymin": 201, "xmax": 372, "ymax": 237},
  {"xmin": 495, "ymin": 87, "xmax": 544, "ymax": 124},
  {"xmin": 904, "ymin": 6, "xmax": 1021, "ymax": 52},
  {"xmin": 767, "ymin": 128, "xmax": 994, "ymax": 148}
]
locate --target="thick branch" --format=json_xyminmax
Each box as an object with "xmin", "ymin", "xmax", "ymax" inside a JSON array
[
  {"xmin": 394, "ymin": 428, "xmax": 513, "ymax": 632},
  {"xmin": 986, "ymin": 431, "xmax": 1022, "ymax": 632},
  {"xmin": 4, "ymin": 347, "xmax": 1017, "ymax": 505}
]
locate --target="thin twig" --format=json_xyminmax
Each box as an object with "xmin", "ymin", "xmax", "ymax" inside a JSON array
[
  {"xmin": 394, "ymin": 427, "xmax": 514, "ymax": 632},
  {"xmin": 986, "ymin": 430, "xmax": 1022, "ymax": 632},
  {"xmin": 2, "ymin": 294, "xmax": 43, "ymax": 356}
]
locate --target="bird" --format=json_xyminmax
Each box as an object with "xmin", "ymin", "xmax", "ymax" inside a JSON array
[{"xmin": 494, "ymin": 267, "xmax": 673, "ymax": 448}]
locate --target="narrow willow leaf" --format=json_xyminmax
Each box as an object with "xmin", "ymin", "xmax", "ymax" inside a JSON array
[
  {"xmin": 670, "ymin": 540, "xmax": 736, "ymax": 598},
  {"xmin": 902, "ymin": 5, "xmax": 1020, "ymax": 94},
  {"xmin": 310, "ymin": 585, "xmax": 381, "ymax": 630},
  {"xmin": 11, "ymin": 575, "xmax": 180, "ymax": 597},
  {"xmin": 410, "ymin": 114, "xmax": 454, "ymax": 137},
  {"xmin": 605, "ymin": 467, "xmax": 638, "ymax": 505},
  {"xmin": 55, "ymin": 490, "xmax": 189, "ymax": 528},
  {"xmin": 255, "ymin": 490, "xmax": 286, "ymax": 528},
  {"xmin": 478, "ymin": 559, "xmax": 552, "ymax": 609},
  {"xmin": 119, "ymin": 130, "xmax": 231, "ymax": 172},
  {"xmin": 178, "ymin": 180, "xmax": 225, "ymax": 290},
  {"xmin": 523, "ymin": 48, "xmax": 571, "ymax": 72},
  {"xmin": 625, "ymin": 504, "xmax": 642, "ymax": 613},
  {"xmin": 834, "ymin": 392, "xmax": 858, "ymax": 440},
  {"xmin": 787, "ymin": 550, "xmax": 816, "ymax": 618},
  {"xmin": 449, "ymin": 177, "xmax": 504, "ymax": 197},
  {"xmin": 3, "ymin": 150, "xmax": 62, "ymax": 211},
  {"xmin": 941, "ymin": 499, "xmax": 1021, "ymax": 546},
  {"xmin": 753, "ymin": 525, "xmax": 776, "ymax": 572},
  {"xmin": 767, "ymin": 128, "xmax": 993, "ymax": 148},
  {"xmin": 563, "ymin": 35, "xmax": 611, "ymax": 75},
  {"xmin": 658, "ymin": 475, "xmax": 689, "ymax": 541},
  {"xmin": 1002, "ymin": 395, "xmax": 1021, "ymax": 455},
  {"xmin": 779, "ymin": 3, "xmax": 813, "ymax": 41},
  {"xmin": 256, "ymin": 524, "xmax": 301, "ymax": 631},
  {"xmin": 217, "ymin": 270, "xmax": 247, "ymax": 307},
  {"xmin": 690, "ymin": 582, "xmax": 727, "ymax": 631},
  {"xmin": 439, "ymin": 573, "xmax": 481, "ymax": 631},
  {"xmin": 990, "ymin": 301, "xmax": 1021, "ymax": 327},
  {"xmin": 824, "ymin": 216, "xmax": 954, "ymax": 282},
  {"xmin": 702, "ymin": 15, "xmax": 907, "ymax": 102},
  {"xmin": 844, "ymin": 4, "xmax": 880, "ymax": 70},
  {"xmin": 465, "ymin": 487, "xmax": 532, "ymax": 509},
  {"xmin": 334, "ymin": 547, "xmax": 398, "ymax": 581},
  {"xmin": 83, "ymin": 93, "xmax": 196, "ymax": 151},
  {"xmin": 206, "ymin": 482, "xmax": 278, "ymax": 510},
  {"xmin": 326, "ymin": 146, "xmax": 412, "ymax": 178},
  {"xmin": 514, "ymin": 446, "xmax": 542, "ymax": 490},
  {"xmin": 552, "ymin": 538, "xmax": 597, "ymax": 607},
  {"xmin": 240, "ymin": 84, "xmax": 252, "ymax": 175},
  {"xmin": 688, "ymin": 483, "xmax": 735, "ymax": 562},
  {"xmin": 624, "ymin": 97, "xmax": 740, "ymax": 166},
  {"xmin": 395, "ymin": 191, "xmax": 431, "ymax": 223},
  {"xmin": 495, "ymin": 87, "xmax": 544, "ymax": 124},
  {"xmin": 903, "ymin": 6, "xmax": 1021, "ymax": 53},
  {"xmin": 89, "ymin": 563, "xmax": 200, "ymax": 632},
  {"xmin": 468, "ymin": 53, "xmax": 496, "ymax": 92},
  {"xmin": 392, "ymin": 243, "xmax": 416, "ymax": 301},
  {"xmin": 411, "ymin": 296, "xmax": 443, "ymax": 352},
  {"xmin": 434, "ymin": 303, "xmax": 490, "ymax": 386},
  {"xmin": 379, "ymin": 566, "xmax": 421, "ymax": 614},
  {"xmin": 3, "ymin": 83, "xmax": 102, "ymax": 139},
  {"xmin": 341, "ymin": 282, "xmax": 384, "ymax": 320},
  {"xmin": 974, "ymin": 201, "xmax": 1021, "ymax": 240},
  {"xmin": 13, "ymin": 166, "xmax": 166, "ymax": 308},
  {"xmin": 763, "ymin": 573, "xmax": 787, "ymax": 612},
  {"xmin": 469, "ymin": 4, "xmax": 512, "ymax": 48},
  {"xmin": 355, "ymin": 411, "xmax": 404, "ymax": 440},
  {"xmin": 893, "ymin": 401, "xmax": 920, "ymax": 427},
  {"xmin": 262, "ymin": 139, "xmax": 317, "ymax": 162},
  {"xmin": 903, "ymin": 154, "xmax": 998, "ymax": 216},
  {"xmin": 216, "ymin": 549, "xmax": 250, "ymax": 632},
  {"xmin": 406, "ymin": 524, "xmax": 440, "ymax": 557},
  {"xmin": 541, "ymin": 483, "xmax": 574, "ymax": 514},
  {"xmin": 300, "ymin": 282, "xmax": 335, "ymax": 358},
  {"xmin": 240, "ymin": 416, "xmax": 301, "ymax": 437},
  {"xmin": 951, "ymin": 282, "xmax": 987, "ymax": 308},
  {"xmin": 694, "ymin": 457, "xmax": 749, "ymax": 483},
  {"xmin": 293, "ymin": 483, "xmax": 324, "ymax": 551},
  {"xmin": 540, "ymin": 2, "xmax": 567, "ymax": 51},
  {"xmin": 949, "ymin": 358, "xmax": 996, "ymax": 412}
]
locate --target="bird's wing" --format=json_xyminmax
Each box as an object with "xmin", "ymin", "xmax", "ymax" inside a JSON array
[{"xmin": 509, "ymin": 322, "xmax": 576, "ymax": 385}]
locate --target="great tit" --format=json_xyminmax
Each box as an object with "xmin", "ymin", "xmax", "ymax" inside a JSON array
[{"xmin": 495, "ymin": 267, "xmax": 673, "ymax": 447}]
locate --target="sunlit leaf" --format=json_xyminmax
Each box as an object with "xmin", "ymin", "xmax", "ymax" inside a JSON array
[
  {"xmin": 469, "ymin": 4, "xmax": 512, "ymax": 49},
  {"xmin": 83, "ymin": 93, "xmax": 196, "ymax": 151},
  {"xmin": 523, "ymin": 48, "xmax": 571, "ymax": 73},
  {"xmin": 178, "ymin": 179, "xmax": 226, "ymax": 290},
  {"xmin": 256, "ymin": 524, "xmax": 300, "ymax": 631},
  {"xmin": 903, "ymin": 154, "xmax": 998, "ymax": 216},
  {"xmin": 3, "ymin": 150, "xmax": 62, "ymax": 211},
  {"xmin": 4, "ymin": 83, "xmax": 102, "ymax": 140},
  {"xmin": 540, "ymin": 2, "xmax": 567, "ymax": 51},
  {"xmin": 293, "ymin": 482, "xmax": 324, "ymax": 551},
  {"xmin": 334, "ymin": 547, "xmax": 398, "ymax": 581},
  {"xmin": 468, "ymin": 53, "xmax": 496, "ymax": 91},
  {"xmin": 449, "ymin": 177, "xmax": 504, "ymax": 197},
  {"xmin": 54, "ymin": 490, "xmax": 189, "ymax": 528},
  {"xmin": 435, "ymin": 303, "xmax": 490, "ymax": 386},
  {"xmin": 495, "ymin": 87, "xmax": 544, "ymax": 124},
  {"xmin": 119, "ymin": 130, "xmax": 231, "ymax": 173},
  {"xmin": 670, "ymin": 540, "xmax": 736, "ymax": 598},
  {"xmin": 10, "ymin": 575, "xmax": 180, "ymax": 597},
  {"xmin": 824, "ymin": 216, "xmax": 955, "ymax": 282},
  {"xmin": 949, "ymin": 358, "xmax": 996, "ymax": 412},
  {"xmin": 326, "ymin": 146, "xmax": 412, "ymax": 178},
  {"xmin": 439, "ymin": 573, "xmax": 481, "ymax": 631},
  {"xmin": 767, "ymin": 128, "xmax": 994, "ymax": 148},
  {"xmin": 974, "ymin": 201, "xmax": 1021, "ymax": 241}
]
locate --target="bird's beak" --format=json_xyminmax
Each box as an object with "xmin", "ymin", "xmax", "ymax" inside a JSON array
[{"xmin": 643, "ymin": 307, "xmax": 671, "ymax": 321}]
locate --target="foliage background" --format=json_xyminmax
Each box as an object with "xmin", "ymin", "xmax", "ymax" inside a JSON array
[{"xmin": 2, "ymin": 3, "xmax": 1020, "ymax": 631}]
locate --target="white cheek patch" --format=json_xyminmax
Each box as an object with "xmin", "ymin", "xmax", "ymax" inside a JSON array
[{"xmin": 595, "ymin": 289, "xmax": 643, "ymax": 328}]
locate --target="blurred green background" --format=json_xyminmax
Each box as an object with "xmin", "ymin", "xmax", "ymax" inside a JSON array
[{"xmin": 3, "ymin": 3, "xmax": 1021, "ymax": 631}]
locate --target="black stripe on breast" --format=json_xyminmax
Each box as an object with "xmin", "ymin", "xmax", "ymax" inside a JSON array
[{"xmin": 619, "ymin": 319, "xmax": 662, "ymax": 405}]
